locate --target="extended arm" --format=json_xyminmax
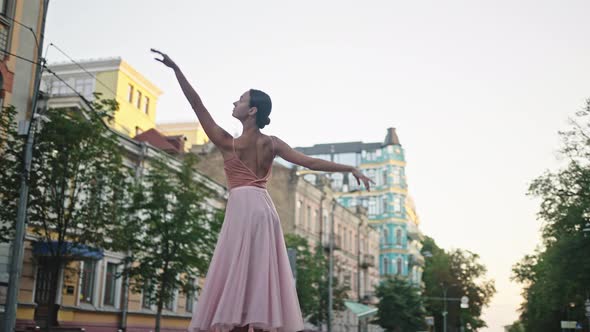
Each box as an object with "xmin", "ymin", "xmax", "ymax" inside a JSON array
[
  {"xmin": 273, "ymin": 136, "xmax": 374, "ymax": 191},
  {"xmin": 152, "ymin": 49, "xmax": 232, "ymax": 149}
]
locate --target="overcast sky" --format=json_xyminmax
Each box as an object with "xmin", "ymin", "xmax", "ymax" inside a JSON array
[{"xmin": 42, "ymin": 1, "xmax": 590, "ymax": 331}]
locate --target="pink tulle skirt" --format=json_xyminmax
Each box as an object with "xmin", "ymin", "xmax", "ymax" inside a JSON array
[{"xmin": 188, "ymin": 186, "xmax": 304, "ymax": 332}]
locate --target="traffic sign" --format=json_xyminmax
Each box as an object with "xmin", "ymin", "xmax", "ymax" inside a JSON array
[{"xmin": 561, "ymin": 321, "xmax": 577, "ymax": 329}]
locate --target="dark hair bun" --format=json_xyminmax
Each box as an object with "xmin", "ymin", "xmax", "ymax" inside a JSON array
[{"xmin": 250, "ymin": 89, "xmax": 272, "ymax": 129}]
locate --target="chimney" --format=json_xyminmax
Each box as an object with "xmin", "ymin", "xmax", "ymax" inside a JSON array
[{"xmin": 384, "ymin": 127, "xmax": 400, "ymax": 146}]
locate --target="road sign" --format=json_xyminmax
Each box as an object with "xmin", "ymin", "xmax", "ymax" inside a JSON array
[
  {"xmin": 460, "ymin": 296, "xmax": 469, "ymax": 308},
  {"xmin": 561, "ymin": 321, "xmax": 577, "ymax": 329},
  {"xmin": 425, "ymin": 316, "xmax": 434, "ymax": 326}
]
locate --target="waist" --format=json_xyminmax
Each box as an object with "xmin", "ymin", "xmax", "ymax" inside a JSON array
[{"xmin": 229, "ymin": 185, "xmax": 269, "ymax": 194}]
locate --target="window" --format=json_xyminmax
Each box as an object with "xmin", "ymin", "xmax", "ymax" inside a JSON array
[
  {"xmin": 382, "ymin": 169, "xmax": 388, "ymax": 186},
  {"xmin": 396, "ymin": 228, "xmax": 402, "ymax": 246},
  {"xmin": 396, "ymin": 258, "xmax": 403, "ymax": 275},
  {"xmin": 306, "ymin": 206, "xmax": 311, "ymax": 231},
  {"xmin": 367, "ymin": 169, "xmax": 376, "ymax": 184},
  {"xmin": 128, "ymin": 84, "xmax": 134, "ymax": 103},
  {"xmin": 186, "ymin": 278, "xmax": 196, "ymax": 312},
  {"xmin": 165, "ymin": 289, "xmax": 176, "ymax": 311},
  {"xmin": 323, "ymin": 215, "xmax": 328, "ymax": 243},
  {"xmin": 349, "ymin": 230, "xmax": 353, "ymax": 252},
  {"xmin": 144, "ymin": 96, "xmax": 150, "ymax": 114},
  {"xmin": 368, "ymin": 197, "xmax": 377, "ymax": 216},
  {"xmin": 80, "ymin": 260, "xmax": 96, "ymax": 303},
  {"xmin": 392, "ymin": 167, "xmax": 400, "ymax": 185},
  {"xmin": 0, "ymin": 0, "xmax": 7, "ymax": 15},
  {"xmin": 343, "ymin": 271, "xmax": 351, "ymax": 286},
  {"xmin": 135, "ymin": 127, "xmax": 143, "ymax": 136},
  {"xmin": 383, "ymin": 257, "xmax": 389, "ymax": 275},
  {"xmin": 142, "ymin": 284, "xmax": 152, "ymax": 309},
  {"xmin": 331, "ymin": 173, "xmax": 343, "ymax": 190},
  {"xmin": 393, "ymin": 196, "xmax": 402, "ymax": 213},
  {"xmin": 348, "ymin": 173, "xmax": 358, "ymax": 190},
  {"xmin": 343, "ymin": 230, "xmax": 347, "ymax": 251},
  {"xmin": 382, "ymin": 228, "xmax": 389, "ymax": 244},
  {"xmin": 382, "ymin": 196, "xmax": 388, "ymax": 214},
  {"xmin": 314, "ymin": 209, "xmax": 319, "ymax": 233},
  {"xmin": 136, "ymin": 91, "xmax": 142, "ymax": 109},
  {"xmin": 103, "ymin": 263, "xmax": 117, "ymax": 306},
  {"xmin": 296, "ymin": 201, "xmax": 302, "ymax": 226}
]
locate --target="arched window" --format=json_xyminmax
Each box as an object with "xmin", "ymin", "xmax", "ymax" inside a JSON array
[
  {"xmin": 382, "ymin": 228, "xmax": 389, "ymax": 244},
  {"xmin": 396, "ymin": 228, "xmax": 402, "ymax": 246},
  {"xmin": 383, "ymin": 257, "xmax": 389, "ymax": 275},
  {"xmin": 396, "ymin": 257, "xmax": 403, "ymax": 275}
]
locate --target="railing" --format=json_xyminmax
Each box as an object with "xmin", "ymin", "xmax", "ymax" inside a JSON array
[
  {"xmin": 406, "ymin": 221, "xmax": 424, "ymax": 241},
  {"xmin": 322, "ymin": 234, "xmax": 342, "ymax": 251},
  {"xmin": 361, "ymin": 254, "xmax": 375, "ymax": 269}
]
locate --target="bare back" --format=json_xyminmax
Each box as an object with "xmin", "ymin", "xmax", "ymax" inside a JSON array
[{"xmin": 223, "ymin": 134, "xmax": 275, "ymax": 179}]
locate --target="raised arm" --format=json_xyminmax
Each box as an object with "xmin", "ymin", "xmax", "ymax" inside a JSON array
[
  {"xmin": 273, "ymin": 136, "xmax": 374, "ymax": 191},
  {"xmin": 151, "ymin": 49, "xmax": 232, "ymax": 150}
]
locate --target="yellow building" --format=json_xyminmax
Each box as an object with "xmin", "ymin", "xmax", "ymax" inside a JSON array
[
  {"xmin": 1, "ymin": 0, "xmax": 49, "ymax": 327},
  {"xmin": 41, "ymin": 57, "xmax": 162, "ymax": 137},
  {"xmin": 157, "ymin": 122, "xmax": 209, "ymax": 152},
  {"xmin": 10, "ymin": 95, "xmax": 227, "ymax": 331}
]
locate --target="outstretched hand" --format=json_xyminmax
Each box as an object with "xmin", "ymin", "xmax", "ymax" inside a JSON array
[
  {"xmin": 352, "ymin": 168, "xmax": 375, "ymax": 191},
  {"xmin": 151, "ymin": 48, "xmax": 177, "ymax": 69}
]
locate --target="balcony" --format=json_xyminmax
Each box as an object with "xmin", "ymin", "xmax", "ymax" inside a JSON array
[
  {"xmin": 406, "ymin": 222, "xmax": 424, "ymax": 241},
  {"xmin": 322, "ymin": 234, "xmax": 342, "ymax": 251},
  {"xmin": 361, "ymin": 292, "xmax": 379, "ymax": 305},
  {"xmin": 408, "ymin": 253, "xmax": 425, "ymax": 267},
  {"xmin": 361, "ymin": 254, "xmax": 375, "ymax": 269}
]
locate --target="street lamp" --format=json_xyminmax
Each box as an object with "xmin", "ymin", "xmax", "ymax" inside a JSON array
[{"xmin": 582, "ymin": 212, "xmax": 590, "ymax": 238}]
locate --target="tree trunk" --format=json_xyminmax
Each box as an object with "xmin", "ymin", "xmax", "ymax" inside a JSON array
[
  {"xmin": 155, "ymin": 299, "xmax": 163, "ymax": 332},
  {"xmin": 47, "ymin": 257, "xmax": 61, "ymax": 329}
]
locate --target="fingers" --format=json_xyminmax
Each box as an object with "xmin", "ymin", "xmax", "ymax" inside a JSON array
[
  {"xmin": 150, "ymin": 48, "xmax": 163, "ymax": 55},
  {"xmin": 154, "ymin": 58, "xmax": 164, "ymax": 63}
]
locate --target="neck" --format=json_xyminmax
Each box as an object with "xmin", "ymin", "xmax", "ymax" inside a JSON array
[{"xmin": 241, "ymin": 121, "xmax": 260, "ymax": 136}]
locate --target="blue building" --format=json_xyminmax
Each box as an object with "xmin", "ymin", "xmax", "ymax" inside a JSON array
[{"xmin": 292, "ymin": 128, "xmax": 424, "ymax": 285}]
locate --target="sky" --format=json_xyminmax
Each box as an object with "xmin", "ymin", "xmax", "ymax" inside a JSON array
[{"xmin": 42, "ymin": 1, "xmax": 590, "ymax": 331}]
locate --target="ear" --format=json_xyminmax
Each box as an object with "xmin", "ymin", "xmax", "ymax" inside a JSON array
[{"xmin": 248, "ymin": 107, "xmax": 258, "ymax": 116}]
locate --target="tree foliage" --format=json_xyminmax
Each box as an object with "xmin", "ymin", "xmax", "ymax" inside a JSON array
[
  {"xmin": 122, "ymin": 154, "xmax": 224, "ymax": 332},
  {"xmin": 373, "ymin": 276, "xmax": 426, "ymax": 332},
  {"xmin": 512, "ymin": 99, "xmax": 590, "ymax": 332},
  {"xmin": 284, "ymin": 234, "xmax": 349, "ymax": 329},
  {"xmin": 422, "ymin": 236, "xmax": 496, "ymax": 332}
]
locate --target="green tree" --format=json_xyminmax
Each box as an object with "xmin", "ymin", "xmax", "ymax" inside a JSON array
[
  {"xmin": 422, "ymin": 236, "xmax": 496, "ymax": 332},
  {"xmin": 0, "ymin": 105, "xmax": 24, "ymax": 243},
  {"xmin": 284, "ymin": 234, "xmax": 349, "ymax": 330},
  {"xmin": 7, "ymin": 97, "xmax": 128, "ymax": 327},
  {"xmin": 123, "ymin": 154, "xmax": 223, "ymax": 332},
  {"xmin": 506, "ymin": 320, "xmax": 525, "ymax": 332},
  {"xmin": 512, "ymin": 99, "xmax": 590, "ymax": 332},
  {"xmin": 373, "ymin": 276, "xmax": 426, "ymax": 332}
]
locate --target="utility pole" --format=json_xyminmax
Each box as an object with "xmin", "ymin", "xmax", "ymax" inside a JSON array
[
  {"xmin": 327, "ymin": 200, "xmax": 336, "ymax": 332},
  {"xmin": 3, "ymin": 1, "xmax": 49, "ymax": 331},
  {"xmin": 442, "ymin": 287, "xmax": 448, "ymax": 332}
]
